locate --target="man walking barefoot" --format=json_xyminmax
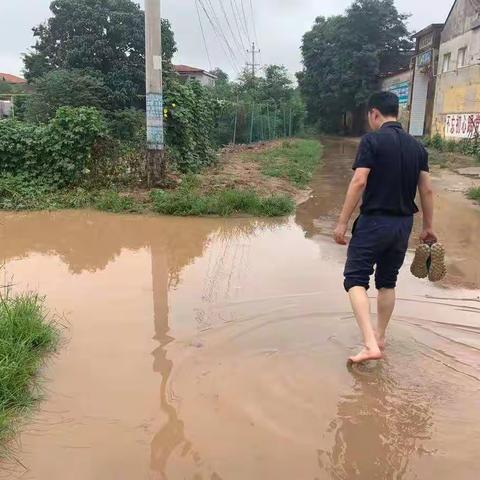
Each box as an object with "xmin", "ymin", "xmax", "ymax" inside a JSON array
[{"xmin": 334, "ymin": 92, "xmax": 437, "ymax": 364}]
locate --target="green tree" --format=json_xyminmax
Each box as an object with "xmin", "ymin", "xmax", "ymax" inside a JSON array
[
  {"xmin": 0, "ymin": 82, "xmax": 13, "ymax": 95},
  {"xmin": 299, "ymin": 0, "xmax": 412, "ymax": 131},
  {"xmin": 235, "ymin": 64, "xmax": 295, "ymax": 105},
  {"xmin": 208, "ymin": 64, "xmax": 305, "ymax": 144},
  {"xmin": 24, "ymin": 0, "xmax": 176, "ymax": 108},
  {"xmin": 210, "ymin": 68, "xmax": 235, "ymax": 100},
  {"xmin": 209, "ymin": 68, "xmax": 229, "ymax": 83},
  {"xmin": 261, "ymin": 65, "xmax": 294, "ymax": 104},
  {"xmin": 23, "ymin": 69, "xmax": 109, "ymax": 123}
]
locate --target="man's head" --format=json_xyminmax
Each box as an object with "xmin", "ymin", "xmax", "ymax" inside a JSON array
[{"xmin": 367, "ymin": 92, "xmax": 399, "ymax": 131}]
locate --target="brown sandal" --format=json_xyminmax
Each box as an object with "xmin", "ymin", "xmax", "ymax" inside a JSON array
[
  {"xmin": 428, "ymin": 243, "xmax": 447, "ymax": 282},
  {"xmin": 411, "ymin": 243, "xmax": 431, "ymax": 279}
]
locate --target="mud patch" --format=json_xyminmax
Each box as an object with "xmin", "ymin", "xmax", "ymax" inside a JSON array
[{"xmin": 199, "ymin": 140, "xmax": 315, "ymax": 205}]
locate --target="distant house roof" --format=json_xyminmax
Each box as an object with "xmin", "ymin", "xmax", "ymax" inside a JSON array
[
  {"xmin": 174, "ymin": 65, "xmax": 217, "ymax": 79},
  {"xmin": 0, "ymin": 73, "xmax": 27, "ymax": 84},
  {"xmin": 411, "ymin": 23, "xmax": 444, "ymax": 39}
]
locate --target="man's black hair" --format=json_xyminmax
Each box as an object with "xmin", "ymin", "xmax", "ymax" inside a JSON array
[{"xmin": 368, "ymin": 91, "xmax": 399, "ymax": 118}]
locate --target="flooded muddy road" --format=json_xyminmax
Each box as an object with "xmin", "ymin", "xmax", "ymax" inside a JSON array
[{"xmin": 2, "ymin": 138, "xmax": 480, "ymax": 480}]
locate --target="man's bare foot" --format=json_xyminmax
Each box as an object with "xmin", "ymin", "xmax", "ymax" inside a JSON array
[{"xmin": 348, "ymin": 346, "xmax": 383, "ymax": 365}]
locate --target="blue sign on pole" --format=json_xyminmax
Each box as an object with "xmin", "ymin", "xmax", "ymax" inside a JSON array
[{"xmin": 146, "ymin": 93, "xmax": 164, "ymax": 150}]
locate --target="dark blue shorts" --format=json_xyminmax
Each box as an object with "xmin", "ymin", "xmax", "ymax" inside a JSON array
[{"xmin": 344, "ymin": 214, "xmax": 414, "ymax": 292}]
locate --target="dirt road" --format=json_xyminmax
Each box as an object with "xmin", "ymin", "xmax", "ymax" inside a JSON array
[{"xmin": 1, "ymin": 138, "xmax": 480, "ymax": 479}]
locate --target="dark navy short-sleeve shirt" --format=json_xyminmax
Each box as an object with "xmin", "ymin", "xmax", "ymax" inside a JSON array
[{"xmin": 353, "ymin": 122, "xmax": 429, "ymax": 216}]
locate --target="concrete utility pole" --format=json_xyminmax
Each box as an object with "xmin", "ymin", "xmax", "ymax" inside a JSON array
[
  {"xmin": 247, "ymin": 42, "xmax": 260, "ymax": 78},
  {"xmin": 145, "ymin": 0, "xmax": 165, "ymax": 186}
]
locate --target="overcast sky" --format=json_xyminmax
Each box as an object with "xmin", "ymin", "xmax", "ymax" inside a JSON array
[{"xmin": 1, "ymin": 0, "xmax": 453, "ymax": 80}]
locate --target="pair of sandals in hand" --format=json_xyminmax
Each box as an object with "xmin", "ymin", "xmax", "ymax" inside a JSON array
[{"xmin": 411, "ymin": 242, "xmax": 447, "ymax": 282}]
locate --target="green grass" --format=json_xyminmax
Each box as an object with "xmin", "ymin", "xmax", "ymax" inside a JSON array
[
  {"xmin": 467, "ymin": 187, "xmax": 480, "ymax": 204},
  {"xmin": 423, "ymin": 134, "xmax": 480, "ymax": 162},
  {"xmin": 0, "ymin": 173, "xmax": 295, "ymax": 217},
  {"xmin": 252, "ymin": 139, "xmax": 323, "ymax": 188},
  {"xmin": 0, "ymin": 175, "xmax": 145, "ymax": 214},
  {"xmin": 0, "ymin": 174, "xmax": 94, "ymax": 211},
  {"xmin": 151, "ymin": 187, "xmax": 294, "ymax": 217},
  {"xmin": 0, "ymin": 293, "xmax": 59, "ymax": 448},
  {"xmin": 94, "ymin": 190, "xmax": 144, "ymax": 214}
]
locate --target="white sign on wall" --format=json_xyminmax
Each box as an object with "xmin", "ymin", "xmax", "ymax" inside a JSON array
[{"xmin": 445, "ymin": 113, "xmax": 480, "ymax": 139}]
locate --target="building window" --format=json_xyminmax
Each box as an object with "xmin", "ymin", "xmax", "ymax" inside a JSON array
[
  {"xmin": 442, "ymin": 53, "xmax": 451, "ymax": 73},
  {"xmin": 457, "ymin": 47, "xmax": 467, "ymax": 68}
]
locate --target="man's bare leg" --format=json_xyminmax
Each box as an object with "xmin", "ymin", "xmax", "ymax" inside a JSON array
[
  {"xmin": 376, "ymin": 288, "xmax": 396, "ymax": 351},
  {"xmin": 348, "ymin": 286, "xmax": 383, "ymax": 364}
]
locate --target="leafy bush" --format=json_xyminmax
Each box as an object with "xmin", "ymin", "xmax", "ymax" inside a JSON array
[
  {"xmin": 0, "ymin": 174, "xmax": 55, "ymax": 210},
  {"xmin": 0, "ymin": 107, "xmax": 106, "ymax": 186},
  {"xmin": 467, "ymin": 187, "xmax": 480, "ymax": 203},
  {"xmin": 94, "ymin": 190, "xmax": 144, "ymax": 213},
  {"xmin": 164, "ymin": 80, "xmax": 219, "ymax": 172},
  {"xmin": 107, "ymin": 108, "xmax": 145, "ymax": 143},
  {"xmin": 23, "ymin": 70, "xmax": 109, "ymax": 123},
  {"xmin": 0, "ymin": 83, "xmax": 12, "ymax": 95},
  {"xmin": 430, "ymin": 134, "xmax": 444, "ymax": 151},
  {"xmin": 423, "ymin": 134, "xmax": 480, "ymax": 160},
  {"xmin": 0, "ymin": 174, "xmax": 93, "ymax": 210}
]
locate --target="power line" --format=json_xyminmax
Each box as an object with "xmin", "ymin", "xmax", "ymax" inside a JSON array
[
  {"xmin": 231, "ymin": 0, "xmax": 250, "ymax": 44},
  {"xmin": 229, "ymin": 0, "xmax": 248, "ymax": 52},
  {"xmin": 203, "ymin": 0, "xmax": 243, "ymax": 71},
  {"xmin": 239, "ymin": 0, "xmax": 252, "ymax": 44},
  {"xmin": 249, "ymin": 0, "xmax": 262, "ymax": 66},
  {"xmin": 249, "ymin": 0, "xmax": 259, "ymax": 47},
  {"xmin": 194, "ymin": 0, "xmax": 212, "ymax": 70},
  {"xmin": 217, "ymin": 0, "xmax": 247, "ymax": 62},
  {"xmin": 197, "ymin": 0, "xmax": 242, "ymax": 73}
]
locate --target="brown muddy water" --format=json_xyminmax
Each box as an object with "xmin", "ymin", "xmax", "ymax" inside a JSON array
[{"xmin": 1, "ymin": 138, "xmax": 480, "ymax": 480}]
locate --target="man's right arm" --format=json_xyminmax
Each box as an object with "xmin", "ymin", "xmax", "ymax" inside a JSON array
[{"xmin": 418, "ymin": 171, "xmax": 438, "ymax": 244}]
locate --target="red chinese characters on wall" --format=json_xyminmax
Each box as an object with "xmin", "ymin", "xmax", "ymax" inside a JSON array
[{"xmin": 445, "ymin": 113, "xmax": 480, "ymax": 138}]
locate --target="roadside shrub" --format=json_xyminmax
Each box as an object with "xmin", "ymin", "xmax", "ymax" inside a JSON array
[
  {"xmin": 0, "ymin": 82, "xmax": 12, "ymax": 95},
  {"xmin": 23, "ymin": 69, "xmax": 109, "ymax": 123},
  {"xmin": 164, "ymin": 79, "xmax": 219, "ymax": 172},
  {"xmin": 430, "ymin": 134, "xmax": 444, "ymax": 151},
  {"xmin": 444, "ymin": 140, "xmax": 457, "ymax": 153},
  {"xmin": 423, "ymin": 133, "xmax": 480, "ymax": 160},
  {"xmin": 107, "ymin": 108, "xmax": 145, "ymax": 143},
  {"xmin": 0, "ymin": 174, "xmax": 93, "ymax": 210},
  {"xmin": 422, "ymin": 136, "xmax": 432, "ymax": 148},
  {"xmin": 94, "ymin": 190, "xmax": 144, "ymax": 213},
  {"xmin": 467, "ymin": 187, "xmax": 480, "ymax": 203},
  {"xmin": 0, "ymin": 174, "xmax": 55, "ymax": 210},
  {"xmin": 12, "ymin": 95, "xmax": 29, "ymax": 121},
  {"xmin": 0, "ymin": 107, "xmax": 106, "ymax": 186},
  {"xmin": 459, "ymin": 138, "xmax": 480, "ymax": 159}
]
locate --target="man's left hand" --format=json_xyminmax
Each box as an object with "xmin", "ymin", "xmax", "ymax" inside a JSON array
[{"xmin": 334, "ymin": 222, "xmax": 348, "ymax": 245}]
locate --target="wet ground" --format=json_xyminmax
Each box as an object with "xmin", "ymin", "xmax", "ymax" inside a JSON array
[{"xmin": 1, "ymin": 138, "xmax": 480, "ymax": 479}]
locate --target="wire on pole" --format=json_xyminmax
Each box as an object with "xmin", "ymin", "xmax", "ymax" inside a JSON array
[{"xmin": 195, "ymin": 0, "xmax": 213, "ymax": 70}]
